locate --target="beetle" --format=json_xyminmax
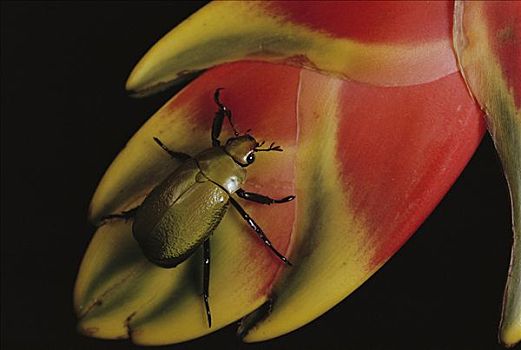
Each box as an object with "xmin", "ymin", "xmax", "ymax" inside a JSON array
[{"xmin": 103, "ymin": 88, "xmax": 294, "ymax": 327}]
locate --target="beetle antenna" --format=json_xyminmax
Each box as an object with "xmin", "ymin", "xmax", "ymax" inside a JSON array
[
  {"xmin": 214, "ymin": 88, "xmax": 239, "ymax": 137},
  {"xmin": 255, "ymin": 142, "xmax": 283, "ymax": 152}
]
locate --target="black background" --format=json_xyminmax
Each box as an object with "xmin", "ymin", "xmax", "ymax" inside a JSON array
[{"xmin": 1, "ymin": 2, "xmax": 516, "ymax": 350}]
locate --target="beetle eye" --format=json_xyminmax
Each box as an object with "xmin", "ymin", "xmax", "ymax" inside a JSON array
[{"xmin": 246, "ymin": 153, "xmax": 255, "ymax": 164}]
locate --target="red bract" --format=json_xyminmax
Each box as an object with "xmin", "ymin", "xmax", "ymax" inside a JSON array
[{"xmin": 266, "ymin": 1, "xmax": 452, "ymax": 43}]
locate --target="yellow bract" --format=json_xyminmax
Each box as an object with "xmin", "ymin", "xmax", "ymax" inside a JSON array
[
  {"xmin": 126, "ymin": 1, "xmax": 456, "ymax": 95},
  {"xmin": 454, "ymin": 1, "xmax": 521, "ymax": 347},
  {"xmin": 242, "ymin": 70, "xmax": 373, "ymax": 341}
]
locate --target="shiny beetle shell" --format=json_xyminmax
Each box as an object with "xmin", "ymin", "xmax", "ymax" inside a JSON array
[{"xmin": 133, "ymin": 147, "xmax": 246, "ymax": 267}]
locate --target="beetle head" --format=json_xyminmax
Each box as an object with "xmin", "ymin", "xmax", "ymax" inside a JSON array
[
  {"xmin": 224, "ymin": 135, "xmax": 257, "ymax": 166},
  {"xmin": 224, "ymin": 134, "xmax": 283, "ymax": 167}
]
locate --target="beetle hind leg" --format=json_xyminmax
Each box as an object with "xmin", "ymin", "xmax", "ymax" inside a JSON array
[{"xmin": 203, "ymin": 239, "xmax": 212, "ymax": 327}]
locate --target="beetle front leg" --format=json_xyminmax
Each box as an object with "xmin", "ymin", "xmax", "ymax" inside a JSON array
[
  {"xmin": 212, "ymin": 88, "xmax": 237, "ymax": 146},
  {"xmin": 153, "ymin": 137, "xmax": 191, "ymax": 161},
  {"xmin": 236, "ymin": 189, "xmax": 295, "ymax": 205},
  {"xmin": 229, "ymin": 197, "xmax": 292, "ymax": 266}
]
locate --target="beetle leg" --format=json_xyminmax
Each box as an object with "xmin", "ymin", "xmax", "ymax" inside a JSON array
[
  {"xmin": 211, "ymin": 104, "xmax": 225, "ymax": 147},
  {"xmin": 153, "ymin": 137, "xmax": 191, "ymax": 161},
  {"xmin": 203, "ymin": 239, "xmax": 212, "ymax": 327},
  {"xmin": 236, "ymin": 189, "xmax": 295, "ymax": 205},
  {"xmin": 100, "ymin": 206, "xmax": 139, "ymax": 223},
  {"xmin": 212, "ymin": 88, "xmax": 238, "ymax": 146},
  {"xmin": 228, "ymin": 197, "xmax": 292, "ymax": 266}
]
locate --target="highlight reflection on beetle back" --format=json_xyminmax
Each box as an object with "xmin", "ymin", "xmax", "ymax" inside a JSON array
[{"xmin": 196, "ymin": 147, "xmax": 247, "ymax": 193}]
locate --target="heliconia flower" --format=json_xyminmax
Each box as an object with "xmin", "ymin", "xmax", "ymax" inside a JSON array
[
  {"xmin": 75, "ymin": 1, "xmax": 520, "ymax": 347},
  {"xmin": 454, "ymin": 1, "xmax": 520, "ymax": 347}
]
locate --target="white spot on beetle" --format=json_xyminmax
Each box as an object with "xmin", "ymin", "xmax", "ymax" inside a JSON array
[{"xmin": 224, "ymin": 176, "xmax": 239, "ymax": 193}]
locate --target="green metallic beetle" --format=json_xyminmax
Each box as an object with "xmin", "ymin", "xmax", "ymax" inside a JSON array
[{"xmin": 104, "ymin": 89, "xmax": 294, "ymax": 327}]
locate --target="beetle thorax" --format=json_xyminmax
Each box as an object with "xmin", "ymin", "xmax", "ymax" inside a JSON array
[{"xmin": 195, "ymin": 148, "xmax": 246, "ymax": 194}]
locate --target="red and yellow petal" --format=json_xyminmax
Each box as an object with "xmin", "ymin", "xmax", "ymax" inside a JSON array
[
  {"xmin": 78, "ymin": 62, "xmax": 299, "ymax": 344},
  {"xmin": 454, "ymin": 1, "xmax": 521, "ymax": 346},
  {"xmin": 78, "ymin": 61, "xmax": 485, "ymax": 344},
  {"xmin": 241, "ymin": 67, "xmax": 484, "ymax": 341},
  {"xmin": 126, "ymin": 1, "xmax": 457, "ymax": 95}
]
